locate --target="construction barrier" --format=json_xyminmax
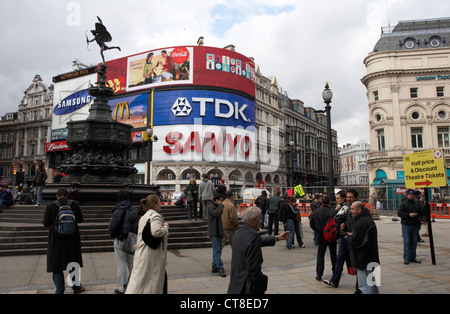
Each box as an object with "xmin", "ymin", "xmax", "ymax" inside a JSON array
[
  {"xmin": 238, "ymin": 203, "xmax": 254, "ymax": 214},
  {"xmin": 293, "ymin": 203, "xmax": 312, "ymax": 217},
  {"xmin": 161, "ymin": 202, "xmax": 176, "ymax": 206},
  {"xmin": 365, "ymin": 203, "xmax": 373, "ymax": 215},
  {"xmin": 430, "ymin": 203, "xmax": 450, "ymax": 219},
  {"xmin": 238, "ymin": 202, "xmax": 373, "ymax": 216}
]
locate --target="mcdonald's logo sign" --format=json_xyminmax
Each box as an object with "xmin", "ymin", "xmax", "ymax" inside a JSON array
[{"xmin": 113, "ymin": 101, "xmax": 130, "ymax": 120}]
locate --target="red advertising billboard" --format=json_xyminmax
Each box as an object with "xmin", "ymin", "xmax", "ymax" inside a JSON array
[
  {"xmin": 104, "ymin": 46, "xmax": 255, "ymax": 98},
  {"xmin": 194, "ymin": 46, "xmax": 255, "ymax": 98},
  {"xmin": 46, "ymin": 140, "xmax": 71, "ymax": 152}
]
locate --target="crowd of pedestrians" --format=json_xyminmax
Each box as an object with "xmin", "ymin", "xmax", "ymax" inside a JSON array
[{"xmin": 40, "ymin": 176, "xmax": 430, "ymax": 295}]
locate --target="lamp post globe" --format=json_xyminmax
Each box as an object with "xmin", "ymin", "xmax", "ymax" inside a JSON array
[{"xmin": 322, "ymin": 82, "xmax": 333, "ymax": 104}]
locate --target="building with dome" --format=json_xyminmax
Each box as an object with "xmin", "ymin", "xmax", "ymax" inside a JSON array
[{"xmin": 362, "ymin": 18, "xmax": 450, "ymax": 191}]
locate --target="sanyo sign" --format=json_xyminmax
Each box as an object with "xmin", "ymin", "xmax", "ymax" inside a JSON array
[{"xmin": 153, "ymin": 123, "xmax": 256, "ymax": 164}]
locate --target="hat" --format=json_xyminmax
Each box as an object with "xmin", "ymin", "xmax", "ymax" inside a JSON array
[
  {"xmin": 406, "ymin": 189, "xmax": 415, "ymax": 195},
  {"xmin": 220, "ymin": 179, "xmax": 225, "ymax": 183},
  {"xmin": 226, "ymin": 191, "xmax": 234, "ymax": 198}
]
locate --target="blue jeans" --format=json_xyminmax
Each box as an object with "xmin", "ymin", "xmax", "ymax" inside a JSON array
[
  {"xmin": 330, "ymin": 237, "xmax": 351, "ymax": 287},
  {"xmin": 402, "ymin": 224, "xmax": 419, "ymax": 261},
  {"xmin": 285, "ymin": 219, "xmax": 304, "ymax": 247},
  {"xmin": 210, "ymin": 236, "xmax": 223, "ymax": 269},
  {"xmin": 356, "ymin": 269, "xmax": 379, "ymax": 294},
  {"xmin": 52, "ymin": 272, "xmax": 83, "ymax": 294},
  {"xmin": 34, "ymin": 185, "xmax": 45, "ymax": 206}
]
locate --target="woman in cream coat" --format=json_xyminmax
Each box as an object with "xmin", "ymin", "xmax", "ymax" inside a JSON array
[{"xmin": 126, "ymin": 194, "xmax": 169, "ymax": 294}]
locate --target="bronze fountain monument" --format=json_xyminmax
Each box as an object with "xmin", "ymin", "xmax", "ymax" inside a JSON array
[{"xmin": 45, "ymin": 17, "xmax": 159, "ymax": 204}]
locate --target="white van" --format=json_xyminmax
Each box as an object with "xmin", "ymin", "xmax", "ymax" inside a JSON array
[
  {"xmin": 172, "ymin": 191, "xmax": 183, "ymax": 201},
  {"xmin": 242, "ymin": 188, "xmax": 270, "ymax": 203}
]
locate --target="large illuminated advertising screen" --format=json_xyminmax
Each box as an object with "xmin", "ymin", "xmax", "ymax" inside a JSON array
[
  {"xmin": 105, "ymin": 46, "xmax": 255, "ymax": 98},
  {"xmin": 51, "ymin": 69, "xmax": 148, "ymax": 142},
  {"xmin": 152, "ymin": 90, "xmax": 256, "ymax": 164},
  {"xmin": 51, "ymin": 71, "xmax": 98, "ymax": 140},
  {"xmin": 108, "ymin": 94, "xmax": 148, "ymax": 128}
]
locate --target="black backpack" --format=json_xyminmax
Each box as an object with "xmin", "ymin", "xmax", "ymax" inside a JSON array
[
  {"xmin": 122, "ymin": 206, "xmax": 139, "ymax": 236},
  {"xmin": 54, "ymin": 200, "xmax": 75, "ymax": 236}
]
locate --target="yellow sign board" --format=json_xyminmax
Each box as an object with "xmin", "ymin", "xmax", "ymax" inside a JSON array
[
  {"xmin": 403, "ymin": 149, "xmax": 447, "ymax": 188},
  {"xmin": 287, "ymin": 184, "xmax": 305, "ymax": 197}
]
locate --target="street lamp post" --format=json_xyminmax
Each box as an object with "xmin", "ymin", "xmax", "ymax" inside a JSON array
[
  {"xmin": 146, "ymin": 128, "xmax": 158, "ymax": 185},
  {"xmin": 322, "ymin": 83, "xmax": 334, "ymax": 201},
  {"xmin": 289, "ymin": 140, "xmax": 296, "ymax": 189}
]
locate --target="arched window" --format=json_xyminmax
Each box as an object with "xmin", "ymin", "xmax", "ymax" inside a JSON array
[
  {"xmin": 181, "ymin": 169, "xmax": 200, "ymax": 180},
  {"xmin": 376, "ymin": 169, "xmax": 387, "ymax": 178},
  {"xmin": 157, "ymin": 169, "xmax": 176, "ymax": 180},
  {"xmin": 229, "ymin": 170, "xmax": 242, "ymax": 181}
]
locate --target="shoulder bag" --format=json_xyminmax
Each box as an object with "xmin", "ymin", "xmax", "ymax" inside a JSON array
[
  {"xmin": 122, "ymin": 232, "xmax": 137, "ymax": 255},
  {"xmin": 142, "ymin": 219, "xmax": 163, "ymax": 249}
]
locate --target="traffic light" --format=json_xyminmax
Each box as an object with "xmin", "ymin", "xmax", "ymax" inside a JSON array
[{"xmin": 15, "ymin": 171, "xmax": 24, "ymax": 186}]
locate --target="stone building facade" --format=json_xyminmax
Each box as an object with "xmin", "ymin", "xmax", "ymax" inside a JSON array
[
  {"xmin": 0, "ymin": 75, "xmax": 53, "ymax": 185},
  {"xmin": 362, "ymin": 18, "xmax": 450, "ymax": 187}
]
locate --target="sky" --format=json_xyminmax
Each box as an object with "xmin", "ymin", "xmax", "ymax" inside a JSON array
[{"xmin": 1, "ymin": 0, "xmax": 450, "ymax": 147}]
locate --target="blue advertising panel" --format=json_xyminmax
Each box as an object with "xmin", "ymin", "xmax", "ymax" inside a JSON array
[
  {"xmin": 153, "ymin": 90, "xmax": 255, "ymax": 128},
  {"xmin": 53, "ymin": 89, "xmax": 92, "ymax": 115}
]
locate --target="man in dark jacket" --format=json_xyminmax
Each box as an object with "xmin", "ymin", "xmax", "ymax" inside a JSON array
[
  {"xmin": 33, "ymin": 161, "xmax": 47, "ymax": 207},
  {"xmin": 207, "ymin": 195, "xmax": 226, "ymax": 277},
  {"xmin": 309, "ymin": 195, "xmax": 337, "ymax": 281},
  {"xmin": 346, "ymin": 201, "xmax": 380, "ymax": 294},
  {"xmin": 108, "ymin": 189, "xmax": 139, "ymax": 294},
  {"xmin": 43, "ymin": 188, "xmax": 84, "ymax": 294},
  {"xmin": 254, "ymin": 190, "xmax": 268, "ymax": 230},
  {"xmin": 0, "ymin": 185, "xmax": 14, "ymax": 207},
  {"xmin": 323, "ymin": 189, "xmax": 356, "ymax": 288},
  {"xmin": 228, "ymin": 207, "xmax": 289, "ymax": 294},
  {"xmin": 398, "ymin": 189, "xmax": 425, "ymax": 264},
  {"xmin": 267, "ymin": 190, "xmax": 283, "ymax": 235}
]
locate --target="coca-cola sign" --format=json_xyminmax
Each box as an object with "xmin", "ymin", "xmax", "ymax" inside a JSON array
[
  {"xmin": 45, "ymin": 141, "xmax": 71, "ymax": 152},
  {"xmin": 171, "ymin": 47, "xmax": 189, "ymax": 64}
]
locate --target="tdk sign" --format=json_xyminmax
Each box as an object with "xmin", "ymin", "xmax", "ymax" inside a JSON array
[
  {"xmin": 172, "ymin": 98, "xmax": 192, "ymax": 117},
  {"xmin": 54, "ymin": 89, "xmax": 93, "ymax": 115},
  {"xmin": 155, "ymin": 90, "xmax": 255, "ymax": 127}
]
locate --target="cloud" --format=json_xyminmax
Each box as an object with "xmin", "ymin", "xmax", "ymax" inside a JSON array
[{"xmin": 1, "ymin": 0, "xmax": 450, "ymax": 148}]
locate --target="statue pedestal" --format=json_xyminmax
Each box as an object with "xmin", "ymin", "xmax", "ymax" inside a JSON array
[
  {"xmin": 43, "ymin": 183, "xmax": 160, "ymax": 205},
  {"xmin": 53, "ymin": 64, "xmax": 160, "ymax": 204},
  {"xmin": 59, "ymin": 64, "xmax": 138, "ymax": 184}
]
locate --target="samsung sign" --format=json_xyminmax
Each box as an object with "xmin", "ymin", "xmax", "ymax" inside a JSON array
[
  {"xmin": 53, "ymin": 89, "xmax": 93, "ymax": 115},
  {"xmin": 153, "ymin": 90, "xmax": 255, "ymax": 127}
]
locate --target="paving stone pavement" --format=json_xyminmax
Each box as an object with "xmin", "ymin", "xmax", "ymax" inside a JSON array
[{"xmin": 1, "ymin": 216, "xmax": 449, "ymax": 295}]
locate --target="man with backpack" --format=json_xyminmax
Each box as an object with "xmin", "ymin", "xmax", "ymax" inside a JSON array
[
  {"xmin": 309, "ymin": 195, "xmax": 337, "ymax": 281},
  {"xmin": 43, "ymin": 188, "xmax": 84, "ymax": 294},
  {"xmin": 109, "ymin": 189, "xmax": 140, "ymax": 294}
]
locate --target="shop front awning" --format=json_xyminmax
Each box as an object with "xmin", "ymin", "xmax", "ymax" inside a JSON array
[
  {"xmin": 370, "ymin": 178, "xmax": 383, "ymax": 186},
  {"xmin": 380, "ymin": 179, "xmax": 405, "ymax": 186},
  {"xmin": 371, "ymin": 178, "xmax": 405, "ymax": 187}
]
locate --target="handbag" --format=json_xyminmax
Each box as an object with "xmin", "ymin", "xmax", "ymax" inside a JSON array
[
  {"xmin": 186, "ymin": 193, "xmax": 195, "ymax": 204},
  {"xmin": 347, "ymin": 266, "xmax": 356, "ymax": 275},
  {"xmin": 142, "ymin": 219, "xmax": 163, "ymax": 249},
  {"xmin": 122, "ymin": 232, "xmax": 137, "ymax": 255}
]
